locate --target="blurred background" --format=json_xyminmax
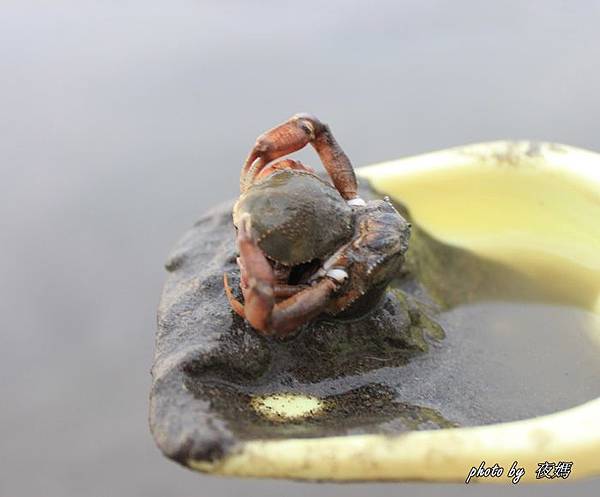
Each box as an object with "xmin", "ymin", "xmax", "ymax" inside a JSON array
[{"xmin": 1, "ymin": 1, "xmax": 599, "ymax": 496}]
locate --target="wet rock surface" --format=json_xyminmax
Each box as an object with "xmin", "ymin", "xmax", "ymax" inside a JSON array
[
  {"xmin": 186, "ymin": 383, "xmax": 456, "ymax": 442},
  {"xmin": 149, "ymin": 184, "xmax": 447, "ymax": 465}
]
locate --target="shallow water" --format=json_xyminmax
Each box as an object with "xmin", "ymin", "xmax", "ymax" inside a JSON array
[{"xmin": 396, "ymin": 300, "xmax": 600, "ymax": 426}]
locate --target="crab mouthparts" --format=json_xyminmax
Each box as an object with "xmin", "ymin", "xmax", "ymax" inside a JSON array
[{"xmin": 286, "ymin": 259, "xmax": 322, "ymax": 285}]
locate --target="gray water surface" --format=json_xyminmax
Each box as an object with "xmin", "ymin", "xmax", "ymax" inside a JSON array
[{"xmin": 2, "ymin": 1, "xmax": 600, "ymax": 496}]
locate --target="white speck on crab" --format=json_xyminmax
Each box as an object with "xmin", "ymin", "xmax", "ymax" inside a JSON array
[
  {"xmin": 326, "ymin": 268, "xmax": 348, "ymax": 283},
  {"xmin": 347, "ymin": 197, "xmax": 366, "ymax": 207}
]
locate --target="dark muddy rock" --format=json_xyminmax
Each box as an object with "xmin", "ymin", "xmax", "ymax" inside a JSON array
[{"xmin": 150, "ymin": 185, "xmax": 445, "ymax": 466}]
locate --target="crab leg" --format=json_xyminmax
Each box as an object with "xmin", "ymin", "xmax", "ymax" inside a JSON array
[
  {"xmin": 223, "ymin": 214, "xmax": 340, "ymax": 337},
  {"xmin": 273, "ymin": 284, "xmax": 310, "ymax": 299},
  {"xmin": 241, "ymin": 113, "xmax": 359, "ymax": 201},
  {"xmin": 266, "ymin": 279, "xmax": 338, "ymax": 336},
  {"xmin": 224, "ymin": 275, "xmax": 312, "ymax": 318}
]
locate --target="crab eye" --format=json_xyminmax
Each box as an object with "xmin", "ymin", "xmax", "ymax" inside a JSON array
[{"xmin": 365, "ymin": 233, "xmax": 397, "ymax": 252}]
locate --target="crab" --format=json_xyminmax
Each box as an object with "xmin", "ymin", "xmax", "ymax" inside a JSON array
[{"xmin": 224, "ymin": 113, "xmax": 411, "ymax": 337}]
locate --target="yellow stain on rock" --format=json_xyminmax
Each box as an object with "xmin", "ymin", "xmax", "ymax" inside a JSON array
[{"xmin": 251, "ymin": 393, "xmax": 325, "ymax": 422}]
